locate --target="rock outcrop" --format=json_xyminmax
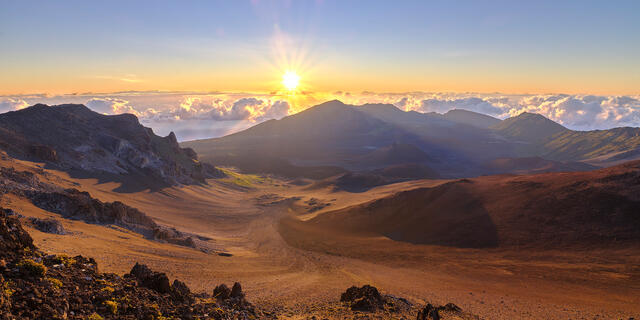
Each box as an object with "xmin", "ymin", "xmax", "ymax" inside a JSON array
[
  {"xmin": 28, "ymin": 188, "xmax": 157, "ymax": 235},
  {"xmin": 340, "ymin": 285, "xmax": 386, "ymax": 312},
  {"xmin": 27, "ymin": 218, "xmax": 66, "ymax": 235},
  {"xmin": 0, "ymin": 208, "xmax": 35, "ymax": 261},
  {"xmin": 416, "ymin": 303, "xmax": 464, "ymax": 320},
  {"xmin": 1, "ymin": 166, "xmax": 210, "ymax": 251},
  {"xmin": 128, "ymin": 263, "xmax": 172, "ymax": 294},
  {"xmin": 0, "ymin": 104, "xmax": 225, "ymax": 187},
  {"xmin": 340, "ymin": 285, "xmax": 412, "ymax": 313}
]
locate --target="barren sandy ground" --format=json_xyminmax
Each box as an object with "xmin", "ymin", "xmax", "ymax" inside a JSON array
[{"xmin": 1, "ymin": 157, "xmax": 638, "ymax": 319}]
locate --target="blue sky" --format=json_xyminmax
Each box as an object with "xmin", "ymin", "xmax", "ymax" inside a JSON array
[{"xmin": 1, "ymin": 0, "xmax": 639, "ymax": 95}]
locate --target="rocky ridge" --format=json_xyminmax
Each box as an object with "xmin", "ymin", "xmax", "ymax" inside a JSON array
[
  {"xmin": 0, "ymin": 166, "xmax": 210, "ymax": 251},
  {"xmin": 0, "ymin": 104, "xmax": 224, "ymax": 187}
]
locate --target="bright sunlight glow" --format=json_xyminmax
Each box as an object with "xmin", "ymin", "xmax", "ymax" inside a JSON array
[{"xmin": 282, "ymin": 71, "xmax": 300, "ymax": 91}]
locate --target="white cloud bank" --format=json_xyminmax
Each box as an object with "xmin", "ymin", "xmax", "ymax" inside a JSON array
[
  {"xmin": 0, "ymin": 98, "xmax": 29, "ymax": 113},
  {"xmin": 1, "ymin": 92, "xmax": 639, "ymax": 140}
]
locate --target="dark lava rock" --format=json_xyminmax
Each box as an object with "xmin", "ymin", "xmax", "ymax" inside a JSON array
[
  {"xmin": 27, "ymin": 145, "xmax": 58, "ymax": 162},
  {"xmin": 29, "ymin": 188, "xmax": 156, "ymax": 230},
  {"xmin": 171, "ymin": 279, "xmax": 193, "ymax": 303},
  {"xmin": 128, "ymin": 263, "xmax": 171, "ymax": 294},
  {"xmin": 417, "ymin": 302, "xmax": 463, "ymax": 320},
  {"xmin": 182, "ymin": 147, "xmax": 198, "ymax": 160},
  {"xmin": 0, "ymin": 208, "xmax": 35, "ymax": 260},
  {"xmin": 340, "ymin": 284, "xmax": 386, "ymax": 312},
  {"xmin": 417, "ymin": 303, "xmax": 440, "ymax": 320},
  {"xmin": 231, "ymin": 282, "xmax": 244, "ymax": 299},
  {"xmin": 443, "ymin": 303, "xmax": 462, "ymax": 312},
  {"xmin": 29, "ymin": 218, "xmax": 65, "ymax": 235},
  {"xmin": 213, "ymin": 284, "xmax": 231, "ymax": 300}
]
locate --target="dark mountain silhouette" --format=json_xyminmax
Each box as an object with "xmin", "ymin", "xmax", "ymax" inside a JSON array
[
  {"xmin": 188, "ymin": 100, "xmax": 412, "ymax": 161},
  {"xmin": 183, "ymin": 100, "xmax": 640, "ymax": 180},
  {"xmin": 355, "ymin": 103, "xmax": 506, "ymax": 161},
  {"xmin": 0, "ymin": 104, "xmax": 223, "ymax": 191},
  {"xmin": 183, "ymin": 100, "xmax": 439, "ymax": 178},
  {"xmin": 183, "ymin": 100, "xmax": 499, "ymax": 178}
]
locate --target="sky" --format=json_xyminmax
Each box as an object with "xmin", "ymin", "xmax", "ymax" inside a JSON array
[{"xmin": 1, "ymin": 1, "xmax": 640, "ymax": 140}]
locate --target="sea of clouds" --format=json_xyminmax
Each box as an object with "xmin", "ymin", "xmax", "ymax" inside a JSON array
[{"xmin": 1, "ymin": 92, "xmax": 639, "ymax": 141}]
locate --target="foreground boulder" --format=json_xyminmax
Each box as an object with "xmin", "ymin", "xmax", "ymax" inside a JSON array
[
  {"xmin": 340, "ymin": 284, "xmax": 413, "ymax": 313},
  {"xmin": 128, "ymin": 263, "xmax": 172, "ymax": 294},
  {"xmin": 213, "ymin": 283, "xmax": 232, "ymax": 300},
  {"xmin": 341, "ymin": 284, "xmax": 386, "ymax": 312},
  {"xmin": 231, "ymin": 282, "xmax": 244, "ymax": 299},
  {"xmin": 171, "ymin": 279, "xmax": 193, "ymax": 303},
  {"xmin": 0, "ymin": 208, "xmax": 35, "ymax": 260},
  {"xmin": 417, "ymin": 302, "xmax": 464, "ymax": 320}
]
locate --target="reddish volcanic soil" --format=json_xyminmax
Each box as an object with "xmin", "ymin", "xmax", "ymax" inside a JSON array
[{"xmin": 1, "ymin": 153, "xmax": 639, "ymax": 319}]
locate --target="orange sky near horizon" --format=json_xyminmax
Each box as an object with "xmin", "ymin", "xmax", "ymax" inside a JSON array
[{"xmin": 3, "ymin": 68, "xmax": 639, "ymax": 97}]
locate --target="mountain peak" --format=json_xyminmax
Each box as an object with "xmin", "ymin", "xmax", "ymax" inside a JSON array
[
  {"xmin": 316, "ymin": 99, "xmax": 346, "ymax": 107},
  {"xmin": 491, "ymin": 112, "xmax": 567, "ymax": 143},
  {"xmin": 0, "ymin": 104, "xmax": 223, "ymax": 189},
  {"xmin": 516, "ymin": 111, "xmax": 553, "ymax": 119}
]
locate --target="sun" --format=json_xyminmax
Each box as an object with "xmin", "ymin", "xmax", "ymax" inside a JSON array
[{"xmin": 282, "ymin": 70, "xmax": 300, "ymax": 91}]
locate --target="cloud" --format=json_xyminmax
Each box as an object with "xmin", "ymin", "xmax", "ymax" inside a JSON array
[
  {"xmin": 418, "ymin": 97, "xmax": 503, "ymax": 115},
  {"xmin": 506, "ymin": 94, "xmax": 640, "ymax": 130},
  {"xmin": 0, "ymin": 98, "xmax": 29, "ymax": 113},
  {"xmin": 209, "ymin": 97, "xmax": 260, "ymax": 120},
  {"xmin": 258, "ymin": 100, "xmax": 289, "ymax": 121},
  {"xmin": 172, "ymin": 96, "xmax": 290, "ymax": 121},
  {"xmin": 86, "ymin": 98, "xmax": 141, "ymax": 116},
  {"xmin": 4, "ymin": 91, "xmax": 640, "ymax": 141}
]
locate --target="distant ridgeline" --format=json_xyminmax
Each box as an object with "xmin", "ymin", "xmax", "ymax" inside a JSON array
[{"xmin": 182, "ymin": 100, "xmax": 640, "ymax": 179}]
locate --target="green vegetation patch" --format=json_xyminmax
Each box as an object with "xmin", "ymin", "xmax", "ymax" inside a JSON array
[
  {"xmin": 17, "ymin": 259, "xmax": 47, "ymax": 277},
  {"xmin": 1, "ymin": 279, "xmax": 15, "ymax": 297},
  {"xmin": 51, "ymin": 254, "xmax": 76, "ymax": 267},
  {"xmin": 87, "ymin": 313, "xmax": 104, "ymax": 320},
  {"xmin": 104, "ymin": 300, "xmax": 118, "ymax": 314},
  {"xmin": 218, "ymin": 168, "xmax": 269, "ymax": 188},
  {"xmin": 47, "ymin": 277, "xmax": 63, "ymax": 289}
]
